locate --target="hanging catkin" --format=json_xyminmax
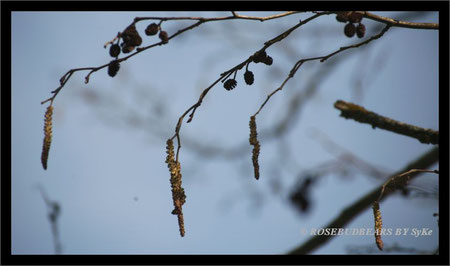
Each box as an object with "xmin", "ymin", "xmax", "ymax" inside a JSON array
[
  {"xmin": 372, "ymin": 201, "xmax": 383, "ymax": 251},
  {"xmin": 249, "ymin": 116, "xmax": 260, "ymax": 180},
  {"xmin": 165, "ymin": 139, "xmax": 186, "ymax": 237},
  {"xmin": 41, "ymin": 105, "xmax": 53, "ymax": 170}
]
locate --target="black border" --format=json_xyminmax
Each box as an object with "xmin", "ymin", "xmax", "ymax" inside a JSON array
[{"xmin": 2, "ymin": 1, "xmax": 449, "ymax": 265}]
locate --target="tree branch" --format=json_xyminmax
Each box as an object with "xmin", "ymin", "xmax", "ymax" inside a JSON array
[
  {"xmin": 253, "ymin": 24, "xmax": 391, "ymax": 117},
  {"xmin": 287, "ymin": 146, "xmax": 439, "ymax": 254},
  {"xmin": 36, "ymin": 184, "xmax": 62, "ymax": 254},
  {"xmin": 362, "ymin": 11, "xmax": 439, "ymax": 30},
  {"xmin": 376, "ymin": 169, "xmax": 439, "ymax": 202},
  {"xmin": 334, "ymin": 100, "xmax": 439, "ymax": 145},
  {"xmin": 40, "ymin": 12, "xmax": 303, "ymax": 106},
  {"xmin": 171, "ymin": 12, "xmax": 332, "ymax": 162}
]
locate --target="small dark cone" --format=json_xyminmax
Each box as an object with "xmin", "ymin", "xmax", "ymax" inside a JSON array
[
  {"xmin": 252, "ymin": 51, "xmax": 267, "ymax": 63},
  {"xmin": 159, "ymin": 30, "xmax": 169, "ymax": 44},
  {"xmin": 244, "ymin": 71, "xmax": 254, "ymax": 85},
  {"xmin": 224, "ymin": 79, "xmax": 237, "ymax": 91},
  {"xmin": 108, "ymin": 60, "xmax": 120, "ymax": 77},
  {"xmin": 122, "ymin": 24, "xmax": 142, "ymax": 47},
  {"xmin": 263, "ymin": 56, "xmax": 273, "ymax": 66},
  {"xmin": 145, "ymin": 23, "xmax": 160, "ymax": 36},
  {"xmin": 122, "ymin": 45, "xmax": 134, "ymax": 54},
  {"xmin": 344, "ymin": 23, "xmax": 356, "ymax": 38},
  {"xmin": 335, "ymin": 12, "xmax": 350, "ymax": 23},
  {"xmin": 356, "ymin": 23, "xmax": 366, "ymax": 38},
  {"xmin": 348, "ymin": 12, "xmax": 363, "ymax": 23},
  {"xmin": 109, "ymin": 44, "xmax": 121, "ymax": 57},
  {"xmin": 134, "ymin": 35, "xmax": 142, "ymax": 46}
]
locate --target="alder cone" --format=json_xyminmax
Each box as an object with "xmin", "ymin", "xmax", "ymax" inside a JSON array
[
  {"xmin": 253, "ymin": 50, "xmax": 267, "ymax": 63},
  {"xmin": 122, "ymin": 24, "xmax": 142, "ymax": 47},
  {"xmin": 145, "ymin": 23, "xmax": 159, "ymax": 36},
  {"xmin": 224, "ymin": 79, "xmax": 237, "ymax": 90},
  {"xmin": 335, "ymin": 12, "xmax": 350, "ymax": 23},
  {"xmin": 263, "ymin": 56, "xmax": 273, "ymax": 66},
  {"xmin": 348, "ymin": 12, "xmax": 363, "ymax": 23},
  {"xmin": 159, "ymin": 31, "xmax": 169, "ymax": 44},
  {"xmin": 356, "ymin": 23, "xmax": 366, "ymax": 38},
  {"xmin": 244, "ymin": 71, "xmax": 254, "ymax": 85},
  {"xmin": 108, "ymin": 60, "xmax": 120, "ymax": 77},
  {"xmin": 122, "ymin": 45, "xmax": 134, "ymax": 54},
  {"xmin": 109, "ymin": 44, "xmax": 121, "ymax": 57},
  {"xmin": 344, "ymin": 23, "xmax": 356, "ymax": 38}
]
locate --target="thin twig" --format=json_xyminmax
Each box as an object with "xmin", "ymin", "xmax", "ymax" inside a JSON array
[
  {"xmin": 42, "ymin": 11, "xmax": 437, "ymax": 106},
  {"xmin": 377, "ymin": 168, "xmax": 439, "ymax": 202},
  {"xmin": 36, "ymin": 185, "xmax": 62, "ymax": 254},
  {"xmin": 334, "ymin": 100, "xmax": 439, "ymax": 145},
  {"xmin": 134, "ymin": 11, "xmax": 302, "ymax": 24},
  {"xmin": 309, "ymin": 128, "xmax": 389, "ymax": 179},
  {"xmin": 41, "ymin": 12, "xmax": 302, "ymax": 106},
  {"xmin": 361, "ymin": 11, "xmax": 439, "ymax": 30},
  {"xmin": 288, "ymin": 147, "xmax": 438, "ymax": 254},
  {"xmin": 254, "ymin": 24, "xmax": 391, "ymax": 117},
  {"xmin": 171, "ymin": 12, "xmax": 332, "ymax": 163}
]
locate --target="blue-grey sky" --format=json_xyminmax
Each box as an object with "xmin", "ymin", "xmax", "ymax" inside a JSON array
[{"xmin": 11, "ymin": 11, "xmax": 439, "ymax": 254}]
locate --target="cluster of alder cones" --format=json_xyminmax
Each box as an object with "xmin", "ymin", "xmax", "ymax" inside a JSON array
[
  {"xmin": 336, "ymin": 11, "xmax": 366, "ymax": 38},
  {"xmin": 223, "ymin": 50, "xmax": 273, "ymax": 91},
  {"xmin": 107, "ymin": 23, "xmax": 169, "ymax": 77}
]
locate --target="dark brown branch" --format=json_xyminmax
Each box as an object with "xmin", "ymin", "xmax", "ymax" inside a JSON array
[
  {"xmin": 42, "ymin": 12, "xmax": 302, "ymax": 106},
  {"xmin": 362, "ymin": 11, "xmax": 439, "ymax": 30},
  {"xmin": 376, "ymin": 169, "xmax": 439, "ymax": 202},
  {"xmin": 287, "ymin": 147, "xmax": 439, "ymax": 254},
  {"xmin": 334, "ymin": 100, "xmax": 439, "ymax": 145},
  {"xmin": 134, "ymin": 11, "xmax": 302, "ymax": 24},
  {"xmin": 43, "ymin": 11, "xmax": 437, "ymax": 106},
  {"xmin": 171, "ymin": 12, "xmax": 332, "ymax": 163},
  {"xmin": 254, "ymin": 24, "xmax": 391, "ymax": 117}
]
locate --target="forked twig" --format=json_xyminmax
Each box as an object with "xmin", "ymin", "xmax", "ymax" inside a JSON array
[{"xmin": 253, "ymin": 24, "xmax": 391, "ymax": 117}]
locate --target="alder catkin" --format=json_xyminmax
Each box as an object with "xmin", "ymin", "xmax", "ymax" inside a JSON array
[
  {"xmin": 249, "ymin": 116, "xmax": 260, "ymax": 180},
  {"xmin": 165, "ymin": 139, "xmax": 186, "ymax": 237},
  {"xmin": 41, "ymin": 105, "xmax": 54, "ymax": 170},
  {"xmin": 372, "ymin": 201, "xmax": 384, "ymax": 251}
]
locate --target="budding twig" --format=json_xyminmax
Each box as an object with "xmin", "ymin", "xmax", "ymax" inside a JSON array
[
  {"xmin": 334, "ymin": 100, "xmax": 439, "ymax": 145},
  {"xmin": 253, "ymin": 24, "xmax": 391, "ymax": 118}
]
